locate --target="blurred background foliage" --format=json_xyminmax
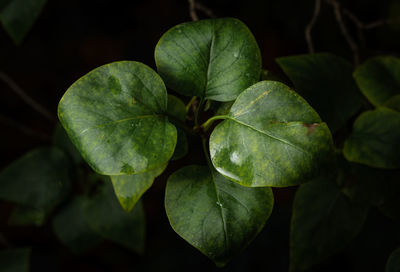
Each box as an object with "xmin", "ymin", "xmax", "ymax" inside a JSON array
[{"xmin": 0, "ymin": 0, "xmax": 399, "ymax": 271}]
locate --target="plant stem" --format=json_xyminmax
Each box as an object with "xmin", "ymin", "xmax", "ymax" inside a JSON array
[
  {"xmin": 194, "ymin": 98, "xmax": 205, "ymax": 127},
  {"xmin": 200, "ymin": 115, "xmax": 228, "ymax": 131},
  {"xmin": 186, "ymin": 96, "xmax": 197, "ymax": 113}
]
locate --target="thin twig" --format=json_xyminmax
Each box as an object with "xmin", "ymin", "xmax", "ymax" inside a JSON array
[
  {"xmin": 0, "ymin": 114, "xmax": 50, "ymax": 140},
  {"xmin": 0, "ymin": 72, "xmax": 55, "ymax": 122},
  {"xmin": 188, "ymin": 0, "xmax": 199, "ymax": 21},
  {"xmin": 364, "ymin": 17, "xmax": 400, "ymax": 29},
  {"xmin": 305, "ymin": 0, "xmax": 321, "ymax": 53},
  {"xmin": 195, "ymin": 2, "xmax": 216, "ymax": 18},
  {"xmin": 325, "ymin": 0, "xmax": 360, "ymax": 65}
]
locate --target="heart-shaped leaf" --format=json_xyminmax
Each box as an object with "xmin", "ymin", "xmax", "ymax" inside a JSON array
[
  {"xmin": 0, "ymin": 147, "xmax": 70, "ymax": 211},
  {"xmin": 210, "ymin": 81, "xmax": 333, "ymax": 187},
  {"xmin": 354, "ymin": 56, "xmax": 400, "ymax": 106},
  {"xmin": 111, "ymin": 164, "xmax": 167, "ymax": 212},
  {"xmin": 0, "ymin": 0, "xmax": 47, "ymax": 44},
  {"xmin": 165, "ymin": 165, "xmax": 273, "ymax": 267},
  {"xmin": 277, "ymin": 53, "xmax": 363, "ymax": 132},
  {"xmin": 53, "ymin": 196, "xmax": 102, "ymax": 254},
  {"xmin": 155, "ymin": 18, "xmax": 261, "ymax": 102},
  {"xmin": 386, "ymin": 247, "xmax": 400, "ymax": 272},
  {"xmin": 343, "ymin": 107, "xmax": 400, "ymax": 169},
  {"xmin": 83, "ymin": 180, "xmax": 146, "ymax": 254},
  {"xmin": 58, "ymin": 61, "xmax": 177, "ymax": 175},
  {"xmin": 290, "ymin": 179, "xmax": 368, "ymax": 272}
]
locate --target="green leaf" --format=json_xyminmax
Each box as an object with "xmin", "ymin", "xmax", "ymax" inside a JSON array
[
  {"xmin": 111, "ymin": 164, "xmax": 167, "ymax": 212},
  {"xmin": 165, "ymin": 165, "xmax": 273, "ymax": 267},
  {"xmin": 261, "ymin": 69, "xmax": 287, "ymax": 84},
  {"xmin": 385, "ymin": 95, "xmax": 400, "ymax": 112},
  {"xmin": 52, "ymin": 123, "xmax": 83, "ymax": 165},
  {"xmin": 290, "ymin": 179, "xmax": 368, "ymax": 272},
  {"xmin": 386, "ymin": 247, "xmax": 400, "ymax": 272},
  {"xmin": 83, "ymin": 180, "xmax": 146, "ymax": 254},
  {"xmin": 343, "ymin": 107, "xmax": 400, "ymax": 169},
  {"xmin": 354, "ymin": 56, "xmax": 400, "ymax": 106},
  {"xmin": 8, "ymin": 206, "xmax": 46, "ymax": 226},
  {"xmin": 167, "ymin": 95, "xmax": 188, "ymax": 160},
  {"xmin": 0, "ymin": 147, "xmax": 70, "ymax": 210},
  {"xmin": 0, "ymin": 248, "xmax": 30, "ymax": 272},
  {"xmin": 0, "ymin": 0, "xmax": 47, "ymax": 44},
  {"xmin": 58, "ymin": 61, "xmax": 177, "ymax": 175},
  {"xmin": 277, "ymin": 53, "xmax": 363, "ymax": 132},
  {"xmin": 210, "ymin": 81, "xmax": 333, "ymax": 187},
  {"xmin": 53, "ymin": 196, "xmax": 102, "ymax": 254},
  {"xmin": 155, "ymin": 18, "xmax": 262, "ymax": 102}
]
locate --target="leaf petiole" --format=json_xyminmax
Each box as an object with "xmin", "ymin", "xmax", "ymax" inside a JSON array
[{"xmin": 200, "ymin": 115, "xmax": 228, "ymax": 131}]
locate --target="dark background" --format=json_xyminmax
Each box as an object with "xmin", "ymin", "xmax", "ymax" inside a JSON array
[{"xmin": 0, "ymin": 0, "xmax": 399, "ymax": 271}]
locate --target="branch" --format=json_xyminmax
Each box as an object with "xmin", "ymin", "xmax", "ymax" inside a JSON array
[
  {"xmin": 195, "ymin": 2, "xmax": 216, "ymax": 18},
  {"xmin": 188, "ymin": 0, "xmax": 199, "ymax": 21},
  {"xmin": 305, "ymin": 0, "xmax": 321, "ymax": 53},
  {"xmin": 325, "ymin": 0, "xmax": 360, "ymax": 65},
  {"xmin": 0, "ymin": 114, "xmax": 50, "ymax": 140},
  {"xmin": 0, "ymin": 72, "xmax": 55, "ymax": 122}
]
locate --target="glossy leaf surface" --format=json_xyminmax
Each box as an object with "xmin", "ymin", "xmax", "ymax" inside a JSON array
[
  {"xmin": 111, "ymin": 164, "xmax": 167, "ymax": 212},
  {"xmin": 83, "ymin": 181, "xmax": 146, "ymax": 253},
  {"xmin": 0, "ymin": 147, "xmax": 70, "ymax": 210},
  {"xmin": 58, "ymin": 61, "xmax": 177, "ymax": 175},
  {"xmin": 0, "ymin": 0, "xmax": 47, "ymax": 44},
  {"xmin": 210, "ymin": 81, "xmax": 333, "ymax": 187},
  {"xmin": 344, "ymin": 107, "xmax": 400, "ymax": 169},
  {"xmin": 277, "ymin": 53, "xmax": 362, "ymax": 132},
  {"xmin": 0, "ymin": 248, "xmax": 30, "ymax": 272},
  {"xmin": 165, "ymin": 165, "xmax": 273, "ymax": 267},
  {"xmin": 386, "ymin": 247, "xmax": 400, "ymax": 272},
  {"xmin": 53, "ymin": 196, "xmax": 102, "ymax": 254},
  {"xmin": 155, "ymin": 18, "xmax": 261, "ymax": 101},
  {"xmin": 354, "ymin": 56, "xmax": 400, "ymax": 106},
  {"xmin": 290, "ymin": 179, "xmax": 368, "ymax": 272}
]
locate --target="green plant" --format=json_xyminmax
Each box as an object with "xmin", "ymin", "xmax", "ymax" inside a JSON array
[{"xmin": 1, "ymin": 16, "xmax": 400, "ymax": 272}]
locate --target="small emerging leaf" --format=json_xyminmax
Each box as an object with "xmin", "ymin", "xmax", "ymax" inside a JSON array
[
  {"xmin": 290, "ymin": 179, "xmax": 368, "ymax": 272},
  {"xmin": 155, "ymin": 18, "xmax": 261, "ymax": 101},
  {"xmin": 344, "ymin": 107, "xmax": 400, "ymax": 169},
  {"xmin": 277, "ymin": 53, "xmax": 363, "ymax": 132},
  {"xmin": 210, "ymin": 81, "xmax": 333, "ymax": 187},
  {"xmin": 111, "ymin": 164, "xmax": 167, "ymax": 212},
  {"xmin": 354, "ymin": 56, "xmax": 400, "ymax": 106},
  {"xmin": 58, "ymin": 61, "xmax": 177, "ymax": 175},
  {"xmin": 165, "ymin": 165, "xmax": 273, "ymax": 267}
]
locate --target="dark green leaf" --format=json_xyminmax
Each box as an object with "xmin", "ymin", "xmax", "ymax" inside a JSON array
[
  {"xmin": 52, "ymin": 123, "xmax": 83, "ymax": 165},
  {"xmin": 58, "ymin": 61, "xmax": 177, "ymax": 175},
  {"xmin": 8, "ymin": 206, "xmax": 46, "ymax": 226},
  {"xmin": 0, "ymin": 248, "xmax": 30, "ymax": 272},
  {"xmin": 385, "ymin": 95, "xmax": 400, "ymax": 112},
  {"xmin": 215, "ymin": 101, "xmax": 234, "ymax": 116},
  {"xmin": 354, "ymin": 56, "xmax": 400, "ymax": 106},
  {"xmin": 167, "ymin": 95, "xmax": 188, "ymax": 160},
  {"xmin": 386, "ymin": 247, "xmax": 400, "ymax": 272},
  {"xmin": 210, "ymin": 81, "xmax": 333, "ymax": 187},
  {"xmin": 83, "ymin": 181, "xmax": 146, "ymax": 254},
  {"xmin": 0, "ymin": 147, "xmax": 70, "ymax": 210},
  {"xmin": 290, "ymin": 179, "xmax": 368, "ymax": 272},
  {"xmin": 0, "ymin": 0, "xmax": 47, "ymax": 44},
  {"xmin": 155, "ymin": 18, "xmax": 262, "ymax": 101},
  {"xmin": 343, "ymin": 107, "xmax": 400, "ymax": 169},
  {"xmin": 53, "ymin": 196, "xmax": 102, "ymax": 254},
  {"xmin": 277, "ymin": 53, "xmax": 363, "ymax": 132},
  {"xmin": 111, "ymin": 164, "xmax": 167, "ymax": 212},
  {"xmin": 261, "ymin": 69, "xmax": 287, "ymax": 84},
  {"xmin": 165, "ymin": 165, "xmax": 273, "ymax": 267}
]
